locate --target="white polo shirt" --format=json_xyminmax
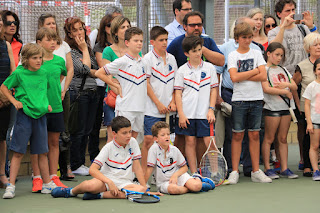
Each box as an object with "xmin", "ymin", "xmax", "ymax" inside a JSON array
[
  {"xmin": 174, "ymin": 60, "xmax": 219, "ymax": 119},
  {"xmin": 147, "ymin": 143, "xmax": 186, "ymax": 186},
  {"xmin": 93, "ymin": 137, "xmax": 141, "ymax": 183},
  {"xmin": 144, "ymin": 50, "xmax": 178, "ymax": 118},
  {"xmin": 103, "ymin": 54, "xmax": 147, "ymax": 112}
]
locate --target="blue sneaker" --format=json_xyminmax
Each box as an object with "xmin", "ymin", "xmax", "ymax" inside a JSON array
[
  {"xmin": 51, "ymin": 187, "xmax": 74, "ymax": 198},
  {"xmin": 202, "ymin": 177, "xmax": 215, "ymax": 190},
  {"xmin": 312, "ymin": 170, "xmax": 320, "ymax": 181},
  {"xmin": 83, "ymin": 192, "xmax": 101, "ymax": 200},
  {"xmin": 192, "ymin": 173, "xmax": 203, "ymax": 181},
  {"xmin": 265, "ymin": 169, "xmax": 279, "ymax": 179},
  {"xmin": 200, "ymin": 182, "xmax": 212, "ymax": 192},
  {"xmin": 199, "ymin": 167, "xmax": 211, "ymax": 178},
  {"xmin": 280, "ymin": 168, "xmax": 298, "ymax": 179}
]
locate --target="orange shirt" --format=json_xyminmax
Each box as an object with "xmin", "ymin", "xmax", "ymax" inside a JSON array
[{"xmin": 10, "ymin": 38, "xmax": 22, "ymax": 67}]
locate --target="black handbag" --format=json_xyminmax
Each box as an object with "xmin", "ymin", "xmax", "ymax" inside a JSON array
[{"xmin": 68, "ymin": 75, "xmax": 87, "ymax": 134}]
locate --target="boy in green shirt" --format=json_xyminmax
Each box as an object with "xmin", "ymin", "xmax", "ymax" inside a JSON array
[
  {"xmin": 1, "ymin": 43, "xmax": 57, "ymax": 199},
  {"xmin": 30, "ymin": 27, "xmax": 68, "ymax": 192}
]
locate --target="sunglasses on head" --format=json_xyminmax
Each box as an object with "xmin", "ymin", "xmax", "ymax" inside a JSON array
[
  {"xmin": 5, "ymin": 21, "xmax": 18, "ymax": 26},
  {"xmin": 187, "ymin": 23, "xmax": 203, "ymax": 28},
  {"xmin": 265, "ymin": 23, "xmax": 277, "ymax": 29}
]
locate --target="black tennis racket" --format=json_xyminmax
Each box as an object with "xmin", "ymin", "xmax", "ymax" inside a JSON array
[
  {"xmin": 199, "ymin": 123, "xmax": 228, "ymax": 186},
  {"xmin": 267, "ymin": 65, "xmax": 298, "ymax": 123},
  {"xmin": 121, "ymin": 189, "xmax": 160, "ymax": 203}
]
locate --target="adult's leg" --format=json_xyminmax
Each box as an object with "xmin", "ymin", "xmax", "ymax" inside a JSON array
[{"xmin": 302, "ymin": 115, "xmax": 312, "ymax": 172}]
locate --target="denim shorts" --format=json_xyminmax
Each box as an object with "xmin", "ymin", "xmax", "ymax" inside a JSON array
[
  {"xmin": 231, "ymin": 100, "xmax": 263, "ymax": 133},
  {"xmin": 10, "ymin": 110, "xmax": 48, "ymax": 154},
  {"xmin": 264, "ymin": 109, "xmax": 290, "ymax": 117},
  {"xmin": 47, "ymin": 112, "xmax": 65, "ymax": 132},
  {"xmin": 175, "ymin": 119, "xmax": 211, "ymax": 137},
  {"xmin": 103, "ymin": 102, "xmax": 115, "ymax": 126}
]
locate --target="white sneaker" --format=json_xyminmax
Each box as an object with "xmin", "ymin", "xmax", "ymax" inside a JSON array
[
  {"xmin": 251, "ymin": 169, "xmax": 272, "ymax": 183},
  {"xmin": 227, "ymin": 171, "xmax": 239, "ymax": 184},
  {"xmin": 3, "ymin": 184, "xmax": 15, "ymax": 199},
  {"xmin": 72, "ymin": 165, "xmax": 89, "ymax": 176},
  {"xmin": 41, "ymin": 181, "xmax": 58, "ymax": 194}
]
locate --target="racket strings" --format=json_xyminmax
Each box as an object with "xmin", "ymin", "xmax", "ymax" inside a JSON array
[{"xmin": 200, "ymin": 151, "xmax": 227, "ymax": 185}]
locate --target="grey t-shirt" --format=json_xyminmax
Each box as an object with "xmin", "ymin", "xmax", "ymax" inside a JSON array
[{"xmin": 268, "ymin": 25, "xmax": 309, "ymax": 75}]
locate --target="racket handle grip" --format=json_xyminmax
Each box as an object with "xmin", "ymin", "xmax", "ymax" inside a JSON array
[
  {"xmin": 210, "ymin": 123, "xmax": 214, "ymax": 137},
  {"xmin": 289, "ymin": 108, "xmax": 298, "ymax": 123},
  {"xmin": 165, "ymin": 113, "xmax": 170, "ymax": 124}
]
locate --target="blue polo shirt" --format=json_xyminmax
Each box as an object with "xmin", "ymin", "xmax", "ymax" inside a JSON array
[{"xmin": 167, "ymin": 34, "xmax": 223, "ymax": 68}]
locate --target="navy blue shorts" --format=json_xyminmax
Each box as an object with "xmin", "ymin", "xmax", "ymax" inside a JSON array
[
  {"xmin": 103, "ymin": 101, "xmax": 115, "ymax": 126},
  {"xmin": 47, "ymin": 112, "xmax": 65, "ymax": 132},
  {"xmin": 175, "ymin": 119, "xmax": 210, "ymax": 137},
  {"xmin": 144, "ymin": 115, "xmax": 175, "ymax": 135},
  {"xmin": 10, "ymin": 110, "xmax": 48, "ymax": 154}
]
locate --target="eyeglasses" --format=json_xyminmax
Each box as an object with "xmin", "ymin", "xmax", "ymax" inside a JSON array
[
  {"xmin": 5, "ymin": 21, "xmax": 18, "ymax": 26},
  {"xmin": 180, "ymin": 8, "xmax": 193, "ymax": 11},
  {"xmin": 265, "ymin": 23, "xmax": 277, "ymax": 29},
  {"xmin": 187, "ymin": 23, "xmax": 203, "ymax": 28}
]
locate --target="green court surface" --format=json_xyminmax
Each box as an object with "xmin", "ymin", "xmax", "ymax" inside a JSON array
[{"xmin": 1, "ymin": 144, "xmax": 319, "ymax": 213}]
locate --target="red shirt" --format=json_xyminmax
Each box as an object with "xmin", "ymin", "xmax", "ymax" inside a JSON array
[{"xmin": 10, "ymin": 38, "xmax": 22, "ymax": 67}]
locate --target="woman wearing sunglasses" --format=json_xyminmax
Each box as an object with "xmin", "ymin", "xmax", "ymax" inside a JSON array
[
  {"xmin": 0, "ymin": 10, "xmax": 22, "ymax": 67},
  {"xmin": 264, "ymin": 15, "xmax": 278, "ymax": 38}
]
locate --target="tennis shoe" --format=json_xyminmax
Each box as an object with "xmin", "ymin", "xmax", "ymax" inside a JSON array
[
  {"xmin": 83, "ymin": 192, "xmax": 101, "ymax": 200},
  {"xmin": 41, "ymin": 181, "xmax": 58, "ymax": 194},
  {"xmin": 265, "ymin": 169, "xmax": 280, "ymax": 179},
  {"xmin": 32, "ymin": 177, "xmax": 43, "ymax": 192},
  {"xmin": 51, "ymin": 187, "xmax": 74, "ymax": 198},
  {"xmin": 312, "ymin": 170, "xmax": 320, "ymax": 181},
  {"xmin": 227, "ymin": 171, "xmax": 239, "ymax": 184},
  {"xmin": 201, "ymin": 177, "xmax": 215, "ymax": 190},
  {"xmin": 200, "ymin": 182, "xmax": 212, "ymax": 192},
  {"xmin": 3, "ymin": 184, "xmax": 15, "ymax": 199},
  {"xmin": 72, "ymin": 165, "xmax": 89, "ymax": 176},
  {"xmin": 251, "ymin": 169, "xmax": 272, "ymax": 183},
  {"xmin": 51, "ymin": 176, "xmax": 67, "ymax": 188},
  {"xmin": 280, "ymin": 168, "xmax": 298, "ymax": 179}
]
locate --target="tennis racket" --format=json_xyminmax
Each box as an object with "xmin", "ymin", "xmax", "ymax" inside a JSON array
[
  {"xmin": 199, "ymin": 123, "xmax": 228, "ymax": 186},
  {"xmin": 121, "ymin": 188, "xmax": 160, "ymax": 203},
  {"xmin": 267, "ymin": 65, "xmax": 298, "ymax": 123}
]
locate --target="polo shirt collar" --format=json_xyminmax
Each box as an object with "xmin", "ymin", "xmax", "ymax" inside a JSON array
[
  {"xmin": 187, "ymin": 59, "xmax": 204, "ymax": 69},
  {"xmin": 157, "ymin": 142, "xmax": 170, "ymax": 152},
  {"xmin": 152, "ymin": 49, "xmax": 168, "ymax": 60},
  {"xmin": 113, "ymin": 139, "xmax": 123, "ymax": 148},
  {"xmin": 125, "ymin": 53, "xmax": 142, "ymax": 62}
]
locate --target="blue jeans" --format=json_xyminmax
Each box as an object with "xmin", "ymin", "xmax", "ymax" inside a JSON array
[
  {"xmin": 221, "ymin": 87, "xmax": 252, "ymax": 174},
  {"xmin": 69, "ymin": 89, "xmax": 98, "ymax": 171}
]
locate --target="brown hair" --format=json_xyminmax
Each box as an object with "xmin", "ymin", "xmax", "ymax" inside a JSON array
[
  {"xmin": 96, "ymin": 14, "xmax": 114, "ymax": 48},
  {"xmin": 151, "ymin": 121, "xmax": 170, "ymax": 137},
  {"xmin": 37, "ymin": 13, "xmax": 61, "ymax": 44},
  {"xmin": 36, "ymin": 27, "xmax": 59, "ymax": 43},
  {"xmin": 182, "ymin": 35, "xmax": 203, "ymax": 53},
  {"xmin": 64, "ymin": 17, "xmax": 92, "ymax": 51},
  {"xmin": 233, "ymin": 22, "xmax": 253, "ymax": 41},
  {"xmin": 21, "ymin": 43, "xmax": 44, "ymax": 69},
  {"xmin": 124, "ymin": 27, "xmax": 143, "ymax": 42},
  {"xmin": 110, "ymin": 16, "xmax": 131, "ymax": 43},
  {"xmin": 150, "ymin": 26, "xmax": 168, "ymax": 41}
]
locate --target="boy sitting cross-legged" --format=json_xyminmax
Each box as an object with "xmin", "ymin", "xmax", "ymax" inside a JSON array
[
  {"xmin": 145, "ymin": 121, "xmax": 215, "ymax": 194},
  {"xmin": 51, "ymin": 116, "xmax": 162, "ymax": 200}
]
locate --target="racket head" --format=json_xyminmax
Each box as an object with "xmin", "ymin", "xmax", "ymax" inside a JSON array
[
  {"xmin": 199, "ymin": 150, "xmax": 228, "ymax": 186},
  {"xmin": 121, "ymin": 189, "xmax": 160, "ymax": 203}
]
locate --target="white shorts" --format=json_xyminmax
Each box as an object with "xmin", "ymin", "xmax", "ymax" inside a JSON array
[
  {"xmin": 157, "ymin": 173, "xmax": 192, "ymax": 194},
  {"xmin": 105, "ymin": 178, "xmax": 134, "ymax": 190},
  {"xmin": 116, "ymin": 111, "xmax": 144, "ymax": 133}
]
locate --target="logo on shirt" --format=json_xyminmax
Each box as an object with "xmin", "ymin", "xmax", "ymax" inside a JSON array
[
  {"xmin": 115, "ymin": 153, "xmax": 119, "ymax": 157},
  {"xmin": 237, "ymin": 59, "xmax": 254, "ymax": 72},
  {"xmin": 201, "ymin": 72, "xmax": 206, "ymax": 79},
  {"xmin": 142, "ymin": 67, "xmax": 145, "ymax": 73},
  {"xmin": 128, "ymin": 148, "xmax": 132, "ymax": 155},
  {"xmin": 156, "ymin": 62, "xmax": 161, "ymax": 66},
  {"xmin": 169, "ymin": 158, "xmax": 173, "ymax": 164},
  {"xmin": 168, "ymin": 64, "xmax": 172, "ymax": 71}
]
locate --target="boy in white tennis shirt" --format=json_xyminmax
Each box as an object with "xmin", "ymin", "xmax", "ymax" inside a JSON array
[
  {"xmin": 145, "ymin": 121, "xmax": 214, "ymax": 194},
  {"xmin": 96, "ymin": 27, "xmax": 146, "ymax": 139},
  {"xmin": 140, "ymin": 26, "xmax": 178, "ymax": 172},
  {"xmin": 174, "ymin": 35, "xmax": 219, "ymax": 175},
  {"xmin": 51, "ymin": 116, "xmax": 162, "ymax": 200}
]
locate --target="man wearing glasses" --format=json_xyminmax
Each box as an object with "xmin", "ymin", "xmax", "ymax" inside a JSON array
[
  {"xmin": 167, "ymin": 11, "xmax": 224, "ymax": 67},
  {"xmin": 165, "ymin": 0, "xmax": 205, "ymax": 46}
]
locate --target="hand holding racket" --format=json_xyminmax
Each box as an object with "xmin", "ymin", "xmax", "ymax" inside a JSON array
[
  {"xmin": 199, "ymin": 123, "xmax": 228, "ymax": 186},
  {"xmin": 121, "ymin": 188, "xmax": 160, "ymax": 203}
]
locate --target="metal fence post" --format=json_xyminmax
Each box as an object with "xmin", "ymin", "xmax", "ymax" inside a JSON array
[
  {"xmin": 137, "ymin": 0, "xmax": 149, "ymax": 54},
  {"xmin": 254, "ymin": 0, "xmax": 260, "ymax": 8}
]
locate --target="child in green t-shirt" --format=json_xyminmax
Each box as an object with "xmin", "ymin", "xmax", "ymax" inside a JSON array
[
  {"xmin": 1, "ymin": 43, "xmax": 57, "ymax": 199},
  {"xmin": 30, "ymin": 27, "xmax": 68, "ymax": 191}
]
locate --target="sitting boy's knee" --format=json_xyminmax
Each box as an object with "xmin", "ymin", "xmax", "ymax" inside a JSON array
[{"xmin": 167, "ymin": 185, "xmax": 182, "ymax": 194}]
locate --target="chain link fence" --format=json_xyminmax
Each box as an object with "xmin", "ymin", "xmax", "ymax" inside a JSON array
[{"xmin": 0, "ymin": 0, "xmax": 318, "ymax": 49}]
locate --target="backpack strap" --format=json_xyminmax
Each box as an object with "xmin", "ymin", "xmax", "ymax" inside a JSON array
[{"xmin": 297, "ymin": 24, "xmax": 307, "ymax": 37}]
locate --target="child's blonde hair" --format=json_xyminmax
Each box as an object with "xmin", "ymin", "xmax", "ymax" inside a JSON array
[
  {"xmin": 151, "ymin": 121, "xmax": 169, "ymax": 137},
  {"xmin": 21, "ymin": 43, "xmax": 44, "ymax": 69},
  {"xmin": 233, "ymin": 22, "xmax": 253, "ymax": 41}
]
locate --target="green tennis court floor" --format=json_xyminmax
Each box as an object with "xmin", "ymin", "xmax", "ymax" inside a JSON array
[{"xmin": 1, "ymin": 144, "xmax": 318, "ymax": 213}]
